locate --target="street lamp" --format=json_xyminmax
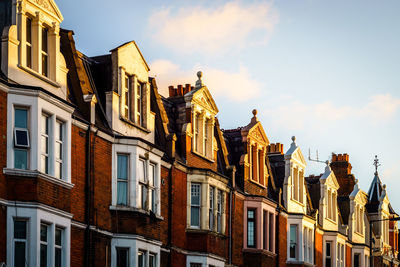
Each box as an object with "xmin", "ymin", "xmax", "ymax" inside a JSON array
[{"xmin": 369, "ymin": 217, "xmax": 400, "ymax": 267}]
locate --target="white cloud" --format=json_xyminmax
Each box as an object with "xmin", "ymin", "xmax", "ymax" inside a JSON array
[
  {"xmin": 262, "ymin": 94, "xmax": 400, "ymax": 131},
  {"xmin": 150, "ymin": 59, "xmax": 261, "ymax": 101},
  {"xmin": 148, "ymin": 1, "xmax": 278, "ymax": 55}
]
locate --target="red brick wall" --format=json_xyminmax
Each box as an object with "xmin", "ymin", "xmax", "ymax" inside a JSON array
[
  {"xmin": 315, "ymin": 231, "xmax": 323, "ymax": 267},
  {"xmin": 278, "ymin": 212, "xmax": 288, "ymax": 267},
  {"xmin": 71, "ymin": 226, "xmax": 85, "ymax": 267},
  {"xmin": 171, "ymin": 167, "xmax": 188, "ymax": 249},
  {"xmin": 186, "ymin": 232, "xmax": 227, "ymax": 256},
  {"xmin": 243, "ymin": 251, "xmax": 276, "ymax": 266},
  {"xmin": 6, "ymin": 175, "xmax": 71, "ymax": 212},
  {"xmin": 171, "ymin": 250, "xmax": 185, "ymax": 267},
  {"xmin": 70, "ymin": 125, "xmax": 87, "ymax": 223},
  {"xmin": 244, "ymin": 179, "xmax": 268, "ymax": 197},
  {"xmin": 232, "ymin": 192, "xmax": 244, "ymax": 267},
  {"xmin": 92, "ymin": 231, "xmax": 111, "ymax": 267},
  {"xmin": 346, "ymin": 244, "xmax": 352, "ymax": 267}
]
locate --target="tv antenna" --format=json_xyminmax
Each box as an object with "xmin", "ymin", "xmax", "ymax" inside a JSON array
[{"xmin": 308, "ymin": 149, "xmax": 329, "ymax": 166}]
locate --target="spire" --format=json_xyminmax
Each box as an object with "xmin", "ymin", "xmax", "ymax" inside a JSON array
[{"xmin": 368, "ymin": 155, "xmax": 383, "ymax": 203}]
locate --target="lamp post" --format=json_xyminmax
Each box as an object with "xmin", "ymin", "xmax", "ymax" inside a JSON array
[{"xmin": 369, "ymin": 217, "xmax": 400, "ymax": 267}]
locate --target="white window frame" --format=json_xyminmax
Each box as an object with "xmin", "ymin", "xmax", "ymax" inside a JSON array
[
  {"xmin": 217, "ymin": 189, "xmax": 223, "ymax": 233},
  {"xmin": 124, "ymin": 75, "xmax": 130, "ymax": 120},
  {"xmin": 41, "ymin": 113, "xmax": 50, "ymax": 174},
  {"xmin": 40, "ymin": 223, "xmax": 49, "ymax": 267},
  {"xmin": 41, "ymin": 26, "xmax": 49, "ymax": 77},
  {"xmin": 289, "ymin": 224, "xmax": 298, "ymax": 260},
  {"xmin": 25, "ymin": 16, "xmax": 33, "ymax": 68},
  {"xmin": 190, "ymin": 183, "xmax": 201, "ymax": 228},
  {"xmin": 7, "ymin": 204, "xmax": 71, "ymax": 267},
  {"xmin": 14, "ymin": 107, "xmax": 30, "ymax": 170},
  {"xmin": 55, "ymin": 120, "xmax": 64, "ymax": 179},
  {"xmin": 117, "ymin": 154, "xmax": 130, "ymax": 206},
  {"xmin": 111, "ymin": 236, "xmax": 161, "ymax": 267},
  {"xmin": 209, "ymin": 186, "xmax": 215, "ymax": 231},
  {"xmin": 13, "ymin": 219, "xmax": 28, "ymax": 267},
  {"xmin": 7, "ymin": 94, "xmax": 72, "ymax": 183}
]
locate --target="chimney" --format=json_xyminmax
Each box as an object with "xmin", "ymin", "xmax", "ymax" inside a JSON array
[
  {"xmin": 177, "ymin": 85, "xmax": 183, "ymax": 96},
  {"xmin": 168, "ymin": 86, "xmax": 176, "ymax": 97},
  {"xmin": 184, "ymin": 84, "xmax": 191, "ymax": 95},
  {"xmin": 267, "ymin": 143, "xmax": 284, "ymax": 155},
  {"xmin": 330, "ymin": 153, "xmax": 355, "ymax": 196}
]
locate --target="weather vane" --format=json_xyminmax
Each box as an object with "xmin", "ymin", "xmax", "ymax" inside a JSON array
[{"xmin": 373, "ymin": 155, "xmax": 381, "ymax": 174}]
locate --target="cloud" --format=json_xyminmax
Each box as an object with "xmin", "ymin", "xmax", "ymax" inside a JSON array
[
  {"xmin": 150, "ymin": 59, "xmax": 261, "ymax": 101},
  {"xmin": 262, "ymin": 94, "xmax": 400, "ymax": 131},
  {"xmin": 148, "ymin": 1, "xmax": 278, "ymax": 55}
]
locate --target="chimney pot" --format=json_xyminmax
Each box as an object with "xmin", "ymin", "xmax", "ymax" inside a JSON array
[
  {"xmin": 177, "ymin": 85, "xmax": 183, "ymax": 96},
  {"xmin": 168, "ymin": 86, "xmax": 176, "ymax": 97},
  {"xmin": 184, "ymin": 84, "xmax": 191, "ymax": 94}
]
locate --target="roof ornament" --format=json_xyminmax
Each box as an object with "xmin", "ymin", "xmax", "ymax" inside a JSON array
[
  {"xmin": 195, "ymin": 71, "xmax": 204, "ymax": 89},
  {"xmin": 251, "ymin": 109, "xmax": 258, "ymax": 123},
  {"xmin": 373, "ymin": 155, "xmax": 381, "ymax": 175}
]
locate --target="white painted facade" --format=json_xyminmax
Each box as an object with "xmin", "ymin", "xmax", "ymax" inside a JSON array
[{"xmin": 318, "ymin": 165, "xmax": 340, "ymax": 231}]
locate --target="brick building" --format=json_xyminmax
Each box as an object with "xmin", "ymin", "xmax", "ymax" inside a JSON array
[{"xmin": 0, "ymin": 0, "xmax": 399, "ymax": 267}]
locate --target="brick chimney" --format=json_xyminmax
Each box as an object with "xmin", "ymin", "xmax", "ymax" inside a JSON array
[
  {"xmin": 266, "ymin": 143, "xmax": 284, "ymax": 155},
  {"xmin": 168, "ymin": 84, "xmax": 193, "ymax": 97},
  {"xmin": 330, "ymin": 153, "xmax": 355, "ymax": 196}
]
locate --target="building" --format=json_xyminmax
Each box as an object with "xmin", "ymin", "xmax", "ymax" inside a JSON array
[{"xmin": 0, "ymin": 0, "xmax": 399, "ymax": 266}]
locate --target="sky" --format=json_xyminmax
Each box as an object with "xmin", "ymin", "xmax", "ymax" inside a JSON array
[{"xmin": 57, "ymin": 0, "xmax": 400, "ymax": 212}]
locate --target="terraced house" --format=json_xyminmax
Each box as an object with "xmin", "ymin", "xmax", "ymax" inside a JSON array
[{"xmin": 0, "ymin": 0, "xmax": 399, "ymax": 267}]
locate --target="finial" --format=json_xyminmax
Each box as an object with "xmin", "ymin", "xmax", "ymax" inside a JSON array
[
  {"xmin": 195, "ymin": 71, "xmax": 203, "ymax": 88},
  {"xmin": 383, "ymin": 184, "xmax": 386, "ymax": 190},
  {"xmin": 252, "ymin": 109, "xmax": 258, "ymax": 117},
  {"xmin": 292, "ymin": 136, "xmax": 296, "ymax": 143},
  {"xmin": 373, "ymin": 155, "xmax": 381, "ymax": 175}
]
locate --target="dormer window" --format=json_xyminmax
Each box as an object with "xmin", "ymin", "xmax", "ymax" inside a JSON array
[
  {"xmin": 291, "ymin": 167, "xmax": 304, "ymax": 203},
  {"xmin": 249, "ymin": 143, "xmax": 266, "ymax": 185},
  {"xmin": 136, "ymin": 82, "xmax": 143, "ymax": 125},
  {"xmin": 355, "ymin": 205, "xmax": 364, "ymax": 235},
  {"xmin": 26, "ymin": 17, "xmax": 32, "ymax": 68},
  {"xmin": 41, "ymin": 27, "xmax": 49, "ymax": 77},
  {"xmin": 326, "ymin": 189, "xmax": 337, "ymax": 222},
  {"xmin": 123, "ymin": 76, "xmax": 130, "ymax": 119},
  {"xmin": 192, "ymin": 111, "xmax": 214, "ymax": 160}
]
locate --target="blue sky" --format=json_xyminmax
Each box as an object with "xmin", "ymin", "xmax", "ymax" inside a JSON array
[{"xmin": 58, "ymin": 0, "xmax": 400, "ymax": 211}]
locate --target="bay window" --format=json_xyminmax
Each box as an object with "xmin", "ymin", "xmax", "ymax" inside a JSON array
[
  {"xmin": 209, "ymin": 186, "xmax": 214, "ymax": 230},
  {"xmin": 14, "ymin": 108, "xmax": 29, "ymax": 170},
  {"xmin": 117, "ymin": 248, "xmax": 129, "ymax": 267},
  {"xmin": 26, "ymin": 17, "xmax": 32, "ymax": 68},
  {"xmin": 190, "ymin": 183, "xmax": 201, "ymax": 228},
  {"xmin": 289, "ymin": 225, "xmax": 298, "ymax": 259},
  {"xmin": 138, "ymin": 158, "xmax": 147, "ymax": 210},
  {"xmin": 40, "ymin": 224, "xmax": 48, "ymax": 267},
  {"xmin": 247, "ymin": 209, "xmax": 256, "ymax": 248},
  {"xmin": 41, "ymin": 27, "xmax": 48, "ymax": 77},
  {"xmin": 117, "ymin": 154, "xmax": 129, "ymax": 206},
  {"xmin": 14, "ymin": 220, "xmax": 27, "ymax": 267},
  {"xmin": 41, "ymin": 114, "xmax": 49, "ymax": 174}
]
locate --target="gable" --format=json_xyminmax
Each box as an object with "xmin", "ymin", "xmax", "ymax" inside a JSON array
[
  {"xmin": 192, "ymin": 86, "xmax": 219, "ymax": 114},
  {"xmin": 247, "ymin": 123, "xmax": 269, "ymax": 145},
  {"xmin": 325, "ymin": 170, "xmax": 340, "ymax": 190},
  {"xmin": 291, "ymin": 147, "xmax": 307, "ymax": 166},
  {"xmin": 27, "ymin": 0, "xmax": 63, "ymax": 21}
]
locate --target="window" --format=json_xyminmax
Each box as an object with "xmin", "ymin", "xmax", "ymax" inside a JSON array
[
  {"xmin": 117, "ymin": 248, "xmax": 129, "ymax": 267},
  {"xmin": 40, "ymin": 224, "xmax": 48, "ymax": 267},
  {"xmin": 41, "ymin": 114, "xmax": 49, "ymax": 174},
  {"xmin": 55, "ymin": 121, "xmax": 64, "ymax": 179},
  {"xmin": 124, "ymin": 76, "xmax": 130, "ymax": 119},
  {"xmin": 269, "ymin": 212, "xmax": 274, "ymax": 251},
  {"xmin": 191, "ymin": 183, "xmax": 201, "ymax": 227},
  {"xmin": 190, "ymin": 264, "xmax": 202, "ymax": 267},
  {"xmin": 209, "ymin": 186, "xmax": 214, "ymax": 231},
  {"xmin": 194, "ymin": 113, "xmax": 200, "ymax": 152},
  {"xmin": 247, "ymin": 209, "xmax": 256, "ymax": 248},
  {"xmin": 14, "ymin": 220, "xmax": 27, "ymax": 267},
  {"xmin": 117, "ymin": 154, "xmax": 129, "ymax": 206},
  {"xmin": 304, "ymin": 228, "xmax": 307, "ymax": 262},
  {"xmin": 55, "ymin": 228, "xmax": 63, "ymax": 267},
  {"xmin": 41, "ymin": 27, "xmax": 48, "ymax": 77},
  {"xmin": 136, "ymin": 82, "xmax": 143, "ymax": 125},
  {"xmin": 290, "ymin": 225, "xmax": 297, "ymax": 259},
  {"xmin": 354, "ymin": 253, "xmax": 360, "ymax": 267},
  {"xmin": 26, "ymin": 17, "xmax": 32, "ymax": 68},
  {"xmin": 307, "ymin": 228, "xmax": 313, "ymax": 263},
  {"xmin": 14, "ymin": 108, "xmax": 29, "ymax": 170},
  {"xmin": 149, "ymin": 253, "xmax": 156, "ymax": 267},
  {"xmin": 149, "ymin": 163, "xmax": 156, "ymax": 212},
  {"xmin": 217, "ymin": 190, "xmax": 223, "ymax": 233},
  {"xmin": 325, "ymin": 241, "xmax": 332, "ymax": 267},
  {"xmin": 138, "ymin": 158, "xmax": 147, "ymax": 209}
]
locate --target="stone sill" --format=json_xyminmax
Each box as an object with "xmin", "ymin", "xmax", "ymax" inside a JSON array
[
  {"xmin": 243, "ymin": 248, "xmax": 276, "ymax": 257},
  {"xmin": 3, "ymin": 168, "xmax": 74, "ymax": 189},
  {"xmin": 186, "ymin": 228, "xmax": 226, "ymax": 238},
  {"xmin": 109, "ymin": 205, "xmax": 163, "ymax": 220},
  {"xmin": 287, "ymin": 260, "xmax": 315, "ymax": 267},
  {"xmin": 120, "ymin": 116, "xmax": 151, "ymax": 133},
  {"xmin": 18, "ymin": 64, "xmax": 61, "ymax": 88},
  {"xmin": 248, "ymin": 178, "xmax": 267, "ymax": 189}
]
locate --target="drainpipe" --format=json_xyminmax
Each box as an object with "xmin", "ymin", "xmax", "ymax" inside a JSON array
[
  {"xmin": 229, "ymin": 190, "xmax": 233, "ymax": 265},
  {"xmin": 168, "ymin": 163, "xmax": 173, "ymax": 267},
  {"xmin": 85, "ymin": 124, "xmax": 92, "ymax": 267}
]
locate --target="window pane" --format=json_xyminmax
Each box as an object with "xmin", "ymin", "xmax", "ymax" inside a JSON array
[
  {"xmin": 149, "ymin": 254, "xmax": 156, "ymax": 267},
  {"xmin": 117, "ymin": 248, "xmax": 128, "ymax": 267},
  {"xmin": 138, "ymin": 251, "xmax": 144, "ymax": 267},
  {"xmin": 117, "ymin": 181, "xmax": 128, "ymax": 205},
  {"xmin": 41, "ymin": 135, "xmax": 48, "ymax": 154},
  {"xmin": 326, "ymin": 242, "xmax": 331, "ymax": 256},
  {"xmin": 26, "ymin": 45, "xmax": 32, "ymax": 68},
  {"xmin": 141, "ymin": 185, "xmax": 147, "ymax": 209},
  {"xmin": 191, "ymin": 206, "xmax": 200, "ymax": 227},
  {"xmin": 14, "ymin": 221, "xmax": 26, "ymax": 239},
  {"xmin": 55, "ymin": 248, "xmax": 62, "ymax": 267},
  {"xmin": 117, "ymin": 155, "xmax": 128, "ymax": 180},
  {"xmin": 16, "ymin": 130, "xmax": 29, "ymax": 146},
  {"xmin": 15, "ymin": 109, "xmax": 28, "ymax": 128},
  {"xmin": 40, "ymin": 244, "xmax": 47, "ymax": 267},
  {"xmin": 56, "ymin": 143, "xmax": 62, "ymax": 159},
  {"xmin": 248, "ymin": 210, "xmax": 254, "ymax": 219},
  {"xmin": 55, "ymin": 162, "xmax": 62, "ymax": 179},
  {"xmin": 191, "ymin": 184, "xmax": 200, "ymax": 205},
  {"xmin": 151, "ymin": 189, "xmax": 155, "ymax": 212},
  {"xmin": 26, "ymin": 18, "xmax": 32, "ymax": 43},
  {"xmin": 42, "ymin": 54, "xmax": 48, "ymax": 77},
  {"xmin": 15, "ymin": 241, "xmax": 26, "ymax": 267},
  {"xmin": 42, "ymin": 28, "xmax": 48, "ymax": 53},
  {"xmin": 290, "ymin": 225, "xmax": 297, "ymax": 258},
  {"xmin": 40, "ymin": 224, "xmax": 47, "ymax": 242},
  {"xmin": 149, "ymin": 164, "xmax": 155, "ymax": 186},
  {"xmin": 55, "ymin": 228, "xmax": 62, "ymax": 246},
  {"xmin": 14, "ymin": 149, "xmax": 28, "ymax": 170},
  {"xmin": 138, "ymin": 159, "xmax": 146, "ymax": 181},
  {"xmin": 248, "ymin": 220, "xmax": 255, "ymax": 247}
]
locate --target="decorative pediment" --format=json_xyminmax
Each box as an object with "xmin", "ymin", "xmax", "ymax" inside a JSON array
[
  {"xmin": 285, "ymin": 137, "xmax": 307, "ymax": 167},
  {"xmin": 323, "ymin": 168, "xmax": 340, "ymax": 190},
  {"xmin": 247, "ymin": 123, "xmax": 269, "ymax": 145},
  {"xmin": 191, "ymin": 86, "xmax": 219, "ymax": 114},
  {"xmin": 27, "ymin": 0, "xmax": 63, "ymax": 21}
]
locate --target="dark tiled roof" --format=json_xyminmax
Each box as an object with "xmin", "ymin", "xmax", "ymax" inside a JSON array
[
  {"xmin": 306, "ymin": 175, "xmax": 322, "ymax": 215},
  {"xmin": 337, "ymin": 196, "xmax": 350, "ymax": 225}
]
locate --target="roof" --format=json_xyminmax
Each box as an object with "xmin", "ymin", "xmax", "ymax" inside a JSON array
[{"xmin": 109, "ymin": 41, "xmax": 150, "ymax": 71}]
